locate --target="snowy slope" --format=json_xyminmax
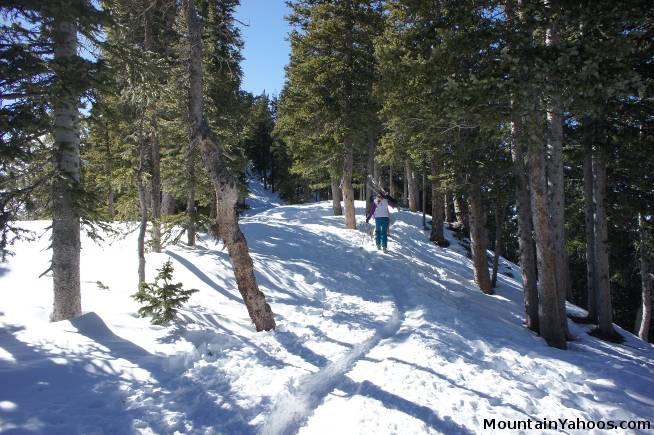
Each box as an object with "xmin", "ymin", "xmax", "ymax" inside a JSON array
[{"xmin": 1, "ymin": 178, "xmax": 653, "ymax": 435}]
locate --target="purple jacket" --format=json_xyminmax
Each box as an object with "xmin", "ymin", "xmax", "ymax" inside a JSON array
[{"xmin": 366, "ymin": 199, "xmax": 390, "ymax": 222}]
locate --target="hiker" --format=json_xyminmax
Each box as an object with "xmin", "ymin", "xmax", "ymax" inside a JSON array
[{"xmin": 366, "ymin": 191, "xmax": 396, "ymax": 252}]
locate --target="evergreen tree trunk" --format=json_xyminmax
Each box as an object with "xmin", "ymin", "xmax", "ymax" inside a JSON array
[
  {"xmin": 51, "ymin": 15, "xmax": 81, "ymax": 322},
  {"xmin": 161, "ymin": 191, "xmax": 175, "ymax": 215},
  {"xmin": 185, "ymin": 0, "xmax": 274, "ymax": 331},
  {"xmin": 186, "ymin": 146, "xmax": 197, "ymax": 247},
  {"xmin": 403, "ymin": 166, "xmax": 408, "ymax": 207},
  {"xmin": 526, "ymin": 114, "xmax": 566, "ymax": 349},
  {"xmin": 340, "ymin": 0, "xmax": 356, "ymax": 230},
  {"xmin": 366, "ymin": 131, "xmax": 375, "ymax": 214},
  {"xmin": 510, "ymin": 116, "xmax": 539, "ymax": 333},
  {"xmin": 105, "ymin": 129, "xmax": 115, "ymax": 221},
  {"xmin": 583, "ymin": 140, "xmax": 598, "ymax": 322},
  {"xmin": 637, "ymin": 211, "xmax": 652, "ymax": 341},
  {"xmin": 444, "ymin": 189, "xmax": 454, "ymax": 223},
  {"xmin": 136, "ymin": 145, "xmax": 148, "ymax": 288},
  {"xmin": 491, "ymin": 203, "xmax": 505, "ymax": 288},
  {"xmin": 546, "ymin": 19, "xmax": 572, "ymax": 308},
  {"xmin": 467, "ymin": 178, "xmax": 492, "ymax": 294},
  {"xmin": 342, "ymin": 142, "xmax": 356, "ymax": 229},
  {"xmin": 330, "ymin": 172, "xmax": 343, "ymax": 216},
  {"xmin": 429, "ymin": 152, "xmax": 447, "ymax": 245},
  {"xmin": 453, "ymin": 190, "xmax": 469, "ymax": 235},
  {"xmin": 210, "ymin": 192, "xmax": 217, "ymax": 219},
  {"xmin": 593, "ymin": 150, "xmax": 615, "ymax": 338},
  {"xmin": 150, "ymin": 120, "xmax": 162, "ymax": 253},
  {"xmin": 388, "ymin": 164, "xmax": 395, "ymax": 198},
  {"xmin": 422, "ymin": 172, "xmax": 426, "ymax": 227},
  {"xmin": 406, "ymin": 160, "xmax": 418, "ymax": 212}
]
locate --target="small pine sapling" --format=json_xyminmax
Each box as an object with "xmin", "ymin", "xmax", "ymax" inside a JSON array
[{"xmin": 132, "ymin": 260, "xmax": 198, "ymax": 325}]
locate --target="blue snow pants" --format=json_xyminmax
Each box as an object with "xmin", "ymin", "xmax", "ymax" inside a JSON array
[{"xmin": 375, "ymin": 217, "xmax": 389, "ymax": 249}]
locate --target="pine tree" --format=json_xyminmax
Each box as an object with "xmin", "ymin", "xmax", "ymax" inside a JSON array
[
  {"xmin": 279, "ymin": 0, "xmax": 382, "ymax": 226},
  {"xmin": 133, "ymin": 260, "xmax": 198, "ymax": 325},
  {"xmin": 185, "ymin": 0, "xmax": 275, "ymax": 331},
  {"xmin": 1, "ymin": 1, "xmax": 105, "ymax": 320}
]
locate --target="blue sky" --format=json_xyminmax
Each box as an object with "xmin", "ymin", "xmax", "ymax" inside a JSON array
[{"xmin": 235, "ymin": 1, "xmax": 292, "ymax": 97}]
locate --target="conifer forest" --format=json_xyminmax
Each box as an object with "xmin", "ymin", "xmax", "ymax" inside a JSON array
[{"xmin": 1, "ymin": 1, "xmax": 653, "ymax": 433}]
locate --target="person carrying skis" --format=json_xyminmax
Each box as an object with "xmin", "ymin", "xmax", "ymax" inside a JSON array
[{"xmin": 366, "ymin": 191, "xmax": 396, "ymax": 252}]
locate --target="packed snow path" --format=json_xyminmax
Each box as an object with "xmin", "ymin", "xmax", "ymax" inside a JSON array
[{"xmin": 1, "ymin": 178, "xmax": 653, "ymax": 434}]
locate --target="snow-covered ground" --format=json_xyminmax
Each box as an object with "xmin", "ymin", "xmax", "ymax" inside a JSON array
[{"xmin": 1, "ymin": 178, "xmax": 653, "ymax": 434}]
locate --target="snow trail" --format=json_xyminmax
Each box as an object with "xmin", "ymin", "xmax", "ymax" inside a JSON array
[
  {"xmin": 1, "ymin": 178, "xmax": 654, "ymax": 434},
  {"xmin": 261, "ymin": 306, "xmax": 401, "ymax": 435}
]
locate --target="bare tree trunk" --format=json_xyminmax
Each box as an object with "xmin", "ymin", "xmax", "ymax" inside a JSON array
[
  {"xmin": 366, "ymin": 131, "xmax": 376, "ymax": 214},
  {"xmin": 546, "ymin": 10, "xmax": 572, "ymax": 306},
  {"xmin": 330, "ymin": 172, "xmax": 342, "ymax": 216},
  {"xmin": 583, "ymin": 140, "xmax": 598, "ymax": 322},
  {"xmin": 340, "ymin": 0, "xmax": 356, "ymax": 230},
  {"xmin": 511, "ymin": 116, "xmax": 539, "ymax": 333},
  {"xmin": 406, "ymin": 160, "xmax": 418, "ymax": 212},
  {"xmin": 430, "ymin": 152, "xmax": 447, "ymax": 245},
  {"xmin": 342, "ymin": 143, "xmax": 356, "ymax": 228},
  {"xmin": 444, "ymin": 189, "xmax": 454, "ymax": 223},
  {"xmin": 105, "ymin": 128, "xmax": 115, "ymax": 221},
  {"xmin": 592, "ymin": 150, "xmax": 615, "ymax": 338},
  {"xmin": 150, "ymin": 119, "xmax": 162, "ymax": 253},
  {"xmin": 51, "ymin": 15, "xmax": 81, "ymax": 322},
  {"xmin": 185, "ymin": 0, "xmax": 274, "ymax": 331},
  {"xmin": 388, "ymin": 164, "xmax": 395, "ymax": 198},
  {"xmin": 186, "ymin": 145, "xmax": 196, "ymax": 247},
  {"xmin": 420, "ymin": 172, "xmax": 433, "ymax": 230},
  {"xmin": 638, "ymin": 212, "xmax": 652, "ymax": 341},
  {"xmin": 527, "ymin": 115, "xmax": 566, "ymax": 349},
  {"xmin": 467, "ymin": 178, "xmax": 492, "ymax": 294},
  {"xmin": 161, "ymin": 191, "xmax": 175, "ymax": 215},
  {"xmin": 136, "ymin": 145, "xmax": 148, "ymax": 287},
  {"xmin": 453, "ymin": 190, "xmax": 469, "ymax": 235},
  {"xmin": 491, "ymin": 203, "xmax": 505, "ymax": 288},
  {"xmin": 210, "ymin": 192, "xmax": 217, "ymax": 219},
  {"xmin": 403, "ymin": 166, "xmax": 408, "ymax": 207}
]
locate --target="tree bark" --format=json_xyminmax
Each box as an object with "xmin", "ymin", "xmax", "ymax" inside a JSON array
[
  {"xmin": 136, "ymin": 144, "xmax": 148, "ymax": 288},
  {"xmin": 403, "ymin": 165, "xmax": 408, "ymax": 207},
  {"xmin": 491, "ymin": 203, "xmax": 505, "ymax": 288},
  {"xmin": 186, "ymin": 0, "xmax": 274, "ymax": 331},
  {"xmin": 340, "ymin": 0, "xmax": 356, "ymax": 230},
  {"xmin": 366, "ymin": 131, "xmax": 376, "ymax": 215},
  {"xmin": 51, "ymin": 15, "xmax": 81, "ymax": 322},
  {"xmin": 186, "ymin": 145, "xmax": 197, "ymax": 247},
  {"xmin": 453, "ymin": 190, "xmax": 469, "ymax": 235},
  {"xmin": 583, "ymin": 140, "xmax": 598, "ymax": 322},
  {"xmin": 389, "ymin": 164, "xmax": 395, "ymax": 198},
  {"xmin": 406, "ymin": 160, "xmax": 418, "ymax": 212},
  {"xmin": 444, "ymin": 189, "xmax": 454, "ymax": 223},
  {"xmin": 330, "ymin": 171, "xmax": 342, "ymax": 216},
  {"xmin": 546, "ymin": 17, "xmax": 572, "ymax": 306},
  {"xmin": 161, "ymin": 191, "xmax": 176, "ymax": 215},
  {"xmin": 637, "ymin": 212, "xmax": 652, "ymax": 341},
  {"xmin": 105, "ymin": 128, "xmax": 114, "ymax": 221},
  {"xmin": 467, "ymin": 178, "xmax": 492, "ymax": 294},
  {"xmin": 150, "ymin": 118, "xmax": 162, "ymax": 253},
  {"xmin": 342, "ymin": 142, "xmax": 356, "ymax": 229},
  {"xmin": 592, "ymin": 150, "xmax": 615, "ymax": 338},
  {"xmin": 527, "ymin": 115, "xmax": 566, "ymax": 349},
  {"xmin": 429, "ymin": 152, "xmax": 447, "ymax": 245},
  {"xmin": 510, "ymin": 116, "xmax": 539, "ymax": 333}
]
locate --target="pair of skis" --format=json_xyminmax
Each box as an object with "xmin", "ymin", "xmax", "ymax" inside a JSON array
[{"xmin": 366, "ymin": 175, "xmax": 387, "ymax": 197}]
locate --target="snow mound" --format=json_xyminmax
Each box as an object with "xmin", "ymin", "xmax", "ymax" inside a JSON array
[{"xmin": 1, "ymin": 195, "xmax": 653, "ymax": 434}]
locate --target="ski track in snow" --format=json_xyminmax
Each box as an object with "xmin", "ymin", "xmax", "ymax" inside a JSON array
[
  {"xmin": 261, "ymin": 237, "xmax": 408, "ymax": 435},
  {"xmin": 1, "ymin": 176, "xmax": 654, "ymax": 434}
]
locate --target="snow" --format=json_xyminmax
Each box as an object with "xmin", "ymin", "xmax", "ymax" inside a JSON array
[{"xmin": 1, "ymin": 176, "xmax": 653, "ymax": 434}]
